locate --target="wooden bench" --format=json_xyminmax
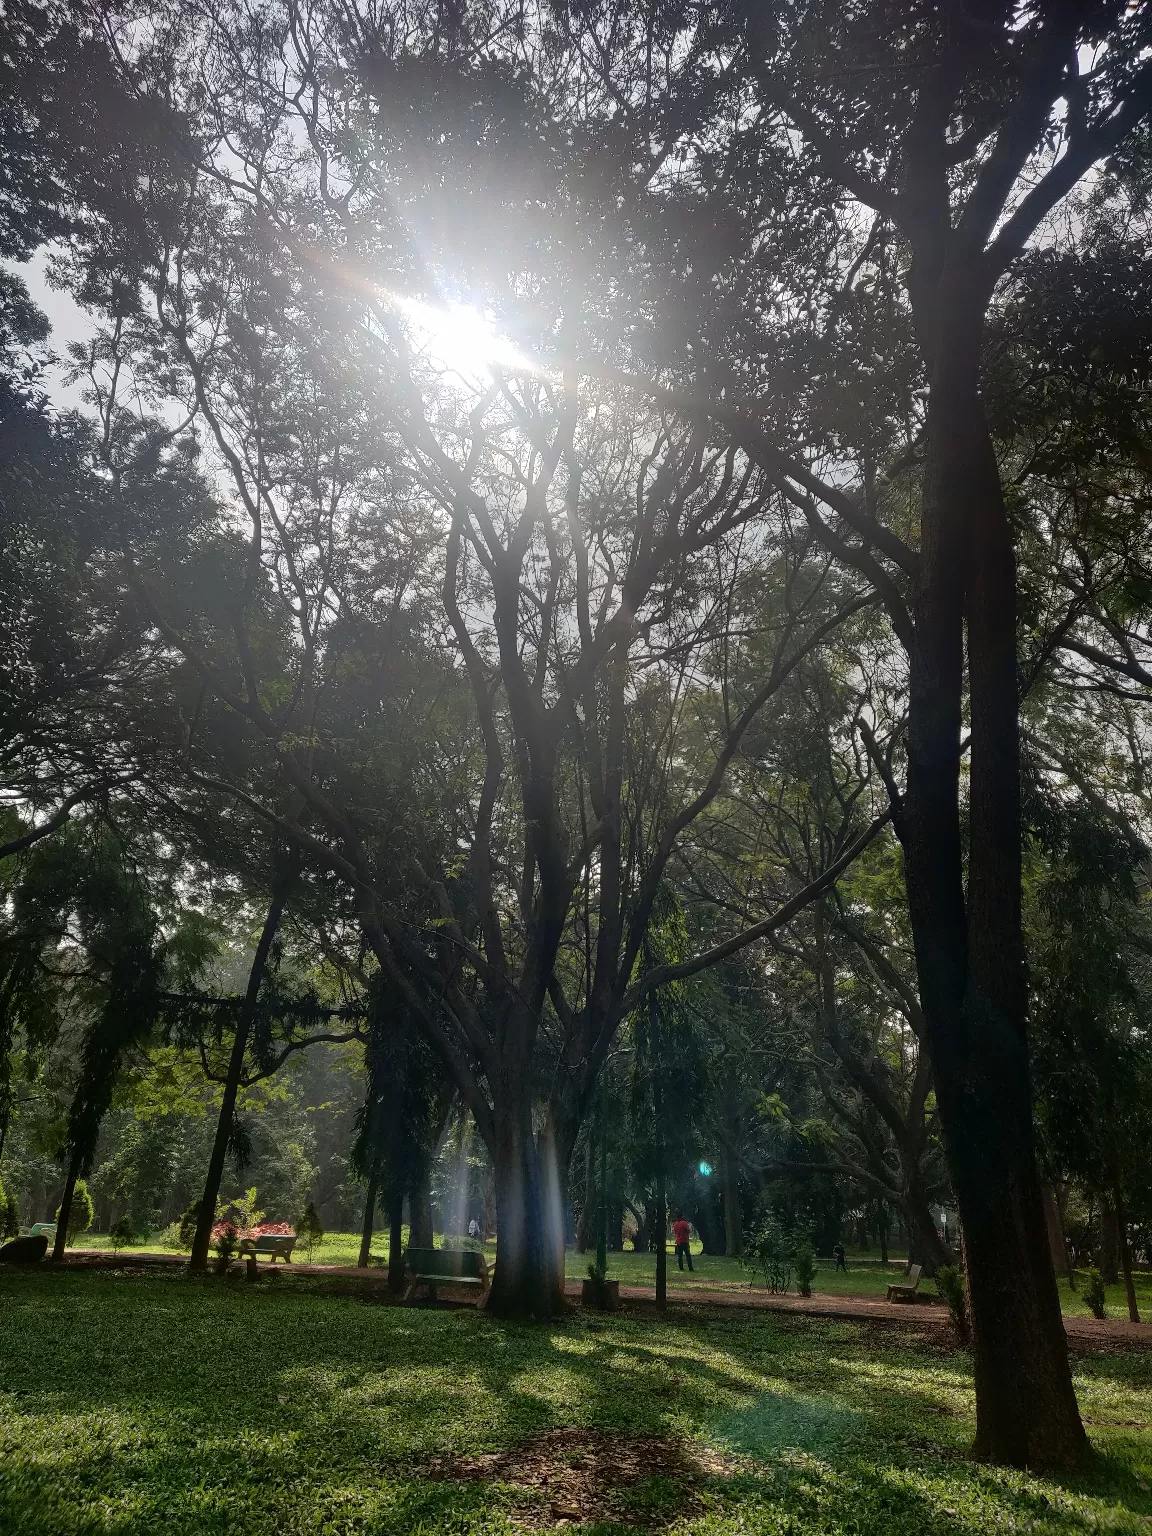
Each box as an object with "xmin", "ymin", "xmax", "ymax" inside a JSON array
[
  {"xmin": 403, "ymin": 1247, "xmax": 490, "ymax": 1304},
  {"xmin": 886, "ymin": 1263, "xmax": 923, "ymax": 1302},
  {"xmin": 239, "ymin": 1233, "xmax": 296, "ymax": 1263}
]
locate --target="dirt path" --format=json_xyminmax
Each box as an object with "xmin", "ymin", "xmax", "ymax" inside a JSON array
[{"xmin": 46, "ymin": 1248, "xmax": 1150, "ymax": 1348}]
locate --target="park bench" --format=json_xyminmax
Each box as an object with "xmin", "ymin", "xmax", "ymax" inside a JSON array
[
  {"xmin": 886, "ymin": 1263, "xmax": 923, "ymax": 1302},
  {"xmin": 238, "ymin": 1233, "xmax": 297, "ymax": 1263},
  {"xmin": 403, "ymin": 1247, "xmax": 490, "ymax": 1305},
  {"xmin": 29, "ymin": 1223, "xmax": 56, "ymax": 1240}
]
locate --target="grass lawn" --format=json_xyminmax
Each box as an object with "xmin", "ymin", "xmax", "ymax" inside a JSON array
[
  {"xmin": 2, "ymin": 1267, "xmax": 1150, "ymax": 1535},
  {"xmin": 76, "ymin": 1232, "xmax": 1152, "ymax": 1318}
]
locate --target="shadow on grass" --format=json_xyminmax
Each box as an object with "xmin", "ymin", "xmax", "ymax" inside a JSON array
[{"xmin": 2, "ymin": 1269, "xmax": 1151, "ymax": 1535}]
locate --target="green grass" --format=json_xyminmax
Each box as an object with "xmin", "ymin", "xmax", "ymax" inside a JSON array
[
  {"xmin": 73, "ymin": 1233, "xmax": 1152, "ymax": 1317},
  {"xmin": 2, "ymin": 1267, "xmax": 1150, "ymax": 1535}
]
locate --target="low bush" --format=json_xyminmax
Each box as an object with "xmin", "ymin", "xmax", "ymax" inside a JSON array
[
  {"xmin": 794, "ymin": 1243, "xmax": 817, "ymax": 1298},
  {"xmin": 109, "ymin": 1217, "xmax": 134, "ymax": 1252},
  {"xmin": 933, "ymin": 1264, "xmax": 969, "ymax": 1343},
  {"xmin": 177, "ymin": 1201, "xmax": 203, "ymax": 1249},
  {"xmin": 57, "ymin": 1180, "xmax": 94, "ymax": 1245},
  {"xmin": 744, "ymin": 1223, "xmax": 793, "ymax": 1293},
  {"xmin": 296, "ymin": 1203, "xmax": 324, "ymax": 1260},
  {"xmin": 1084, "ymin": 1269, "xmax": 1107, "ymax": 1319},
  {"xmin": 213, "ymin": 1221, "xmax": 239, "ymax": 1274}
]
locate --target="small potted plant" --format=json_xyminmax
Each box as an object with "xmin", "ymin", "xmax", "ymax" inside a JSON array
[{"xmin": 582, "ymin": 1258, "xmax": 619, "ymax": 1311}]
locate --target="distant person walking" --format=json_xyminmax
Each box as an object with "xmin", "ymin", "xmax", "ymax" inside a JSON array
[
  {"xmin": 673, "ymin": 1216, "xmax": 694, "ymax": 1272},
  {"xmin": 833, "ymin": 1242, "xmax": 847, "ymax": 1272},
  {"xmin": 468, "ymin": 1218, "xmax": 480, "ymax": 1240}
]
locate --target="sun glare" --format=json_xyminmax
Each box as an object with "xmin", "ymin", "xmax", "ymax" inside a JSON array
[{"xmin": 384, "ymin": 291, "xmax": 539, "ymax": 383}]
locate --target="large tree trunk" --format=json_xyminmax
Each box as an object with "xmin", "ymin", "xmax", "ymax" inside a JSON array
[
  {"xmin": 408, "ymin": 1167, "xmax": 434, "ymax": 1249},
  {"xmin": 486, "ymin": 1100, "xmax": 567, "ymax": 1318},
  {"xmin": 653, "ymin": 994, "xmax": 668, "ymax": 1307},
  {"xmin": 357, "ymin": 1172, "xmax": 379, "ymax": 1268},
  {"xmin": 901, "ymin": 1161, "xmax": 951, "ymax": 1275},
  {"xmin": 574, "ymin": 1131, "xmax": 595, "ymax": 1253},
  {"xmin": 721, "ymin": 1143, "xmax": 742, "ymax": 1258},
  {"xmin": 1114, "ymin": 1181, "xmax": 1140, "ymax": 1325},
  {"xmin": 902, "ymin": 1185, "xmax": 950, "ymax": 1275},
  {"xmin": 902, "ymin": 299, "xmax": 1085, "ymax": 1468},
  {"xmin": 50, "ymin": 1149, "xmax": 82, "ymax": 1263},
  {"xmin": 387, "ymin": 1185, "xmax": 404, "ymax": 1294},
  {"xmin": 1099, "ymin": 1197, "xmax": 1120, "ymax": 1285},
  {"xmin": 190, "ymin": 877, "xmax": 290, "ymax": 1273},
  {"xmin": 1043, "ymin": 1185, "xmax": 1071, "ymax": 1282}
]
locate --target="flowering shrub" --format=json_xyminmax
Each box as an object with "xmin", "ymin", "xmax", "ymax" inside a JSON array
[{"xmin": 211, "ymin": 1219, "xmax": 294, "ymax": 1242}]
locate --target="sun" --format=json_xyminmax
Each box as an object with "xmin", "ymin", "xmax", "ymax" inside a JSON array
[{"xmin": 384, "ymin": 290, "xmax": 538, "ymax": 383}]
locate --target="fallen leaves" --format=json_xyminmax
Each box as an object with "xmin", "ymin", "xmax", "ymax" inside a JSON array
[{"xmin": 424, "ymin": 1426, "xmax": 733, "ymax": 1528}]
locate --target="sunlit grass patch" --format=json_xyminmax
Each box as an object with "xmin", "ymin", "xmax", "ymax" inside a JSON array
[{"xmin": 2, "ymin": 1268, "xmax": 1151, "ymax": 1534}]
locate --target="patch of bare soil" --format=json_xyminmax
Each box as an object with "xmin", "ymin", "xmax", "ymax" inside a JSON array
[{"xmin": 424, "ymin": 1427, "xmax": 734, "ymax": 1528}]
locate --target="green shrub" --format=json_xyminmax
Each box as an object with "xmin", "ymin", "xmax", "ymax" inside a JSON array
[
  {"xmin": 109, "ymin": 1216, "xmax": 134, "ymax": 1251},
  {"xmin": 296, "ymin": 1201, "xmax": 325, "ymax": 1260},
  {"xmin": 743, "ymin": 1223, "xmax": 793, "ymax": 1293},
  {"xmin": 1084, "ymin": 1268, "xmax": 1107, "ymax": 1319},
  {"xmin": 933, "ymin": 1264, "xmax": 969, "ymax": 1342},
  {"xmin": 229, "ymin": 1187, "xmax": 265, "ymax": 1232},
  {"xmin": 178, "ymin": 1200, "xmax": 203, "ymax": 1249},
  {"xmin": 129, "ymin": 1214, "xmax": 155, "ymax": 1244},
  {"xmin": 793, "ymin": 1242, "xmax": 817, "ymax": 1298},
  {"xmin": 2, "ymin": 1189, "xmax": 19, "ymax": 1239},
  {"xmin": 214, "ymin": 1221, "xmax": 239, "ymax": 1274},
  {"xmin": 56, "ymin": 1180, "xmax": 94, "ymax": 1245},
  {"xmin": 159, "ymin": 1222, "xmax": 186, "ymax": 1250}
]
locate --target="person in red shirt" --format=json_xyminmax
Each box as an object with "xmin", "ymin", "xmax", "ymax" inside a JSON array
[{"xmin": 672, "ymin": 1216, "xmax": 694, "ymax": 1272}]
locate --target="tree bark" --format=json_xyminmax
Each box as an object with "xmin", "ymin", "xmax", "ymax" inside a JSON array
[
  {"xmin": 1114, "ymin": 1181, "xmax": 1140, "ymax": 1325},
  {"xmin": 387, "ymin": 1185, "xmax": 405, "ymax": 1294},
  {"xmin": 485, "ymin": 1102, "xmax": 567, "ymax": 1317},
  {"xmin": 721, "ymin": 1119, "xmax": 743, "ymax": 1258},
  {"xmin": 50, "ymin": 1148, "xmax": 82, "ymax": 1263},
  {"xmin": 650, "ymin": 986, "xmax": 668, "ymax": 1307},
  {"xmin": 607, "ymin": 1199, "xmax": 624, "ymax": 1252},
  {"xmin": 575, "ymin": 1130, "xmax": 595, "ymax": 1253},
  {"xmin": 1099, "ymin": 1197, "xmax": 1120, "ymax": 1285},
  {"xmin": 902, "ymin": 297, "xmax": 1085, "ymax": 1467},
  {"xmin": 408, "ymin": 1166, "xmax": 434, "ymax": 1249},
  {"xmin": 1043, "ymin": 1185, "xmax": 1071, "ymax": 1282},
  {"xmin": 189, "ymin": 876, "xmax": 291, "ymax": 1273},
  {"xmin": 357, "ymin": 1172, "xmax": 379, "ymax": 1269},
  {"xmin": 902, "ymin": 1187, "xmax": 949, "ymax": 1275}
]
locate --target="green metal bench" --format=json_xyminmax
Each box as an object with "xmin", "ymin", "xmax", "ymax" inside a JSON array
[
  {"xmin": 403, "ymin": 1247, "xmax": 489, "ymax": 1304},
  {"xmin": 29, "ymin": 1223, "xmax": 56, "ymax": 1240},
  {"xmin": 238, "ymin": 1233, "xmax": 296, "ymax": 1263}
]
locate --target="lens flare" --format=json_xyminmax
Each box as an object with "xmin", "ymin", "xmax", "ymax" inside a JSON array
[{"xmin": 383, "ymin": 290, "xmax": 537, "ymax": 381}]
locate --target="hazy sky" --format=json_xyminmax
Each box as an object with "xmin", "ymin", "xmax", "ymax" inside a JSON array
[{"xmin": 15, "ymin": 246, "xmax": 96, "ymax": 409}]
